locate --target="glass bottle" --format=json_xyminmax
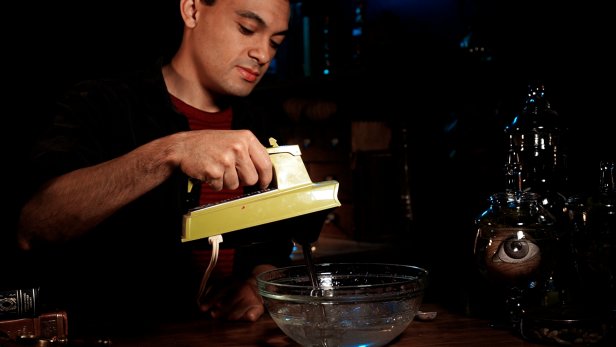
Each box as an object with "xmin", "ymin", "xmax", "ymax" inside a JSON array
[
  {"xmin": 582, "ymin": 160, "xmax": 616, "ymax": 310},
  {"xmin": 504, "ymin": 83, "xmax": 569, "ymax": 231},
  {"xmin": 474, "ymin": 191, "xmax": 559, "ymax": 330},
  {"xmin": 503, "ymin": 139, "xmax": 523, "ymax": 193},
  {"xmin": 522, "ymin": 161, "xmax": 616, "ymax": 345}
]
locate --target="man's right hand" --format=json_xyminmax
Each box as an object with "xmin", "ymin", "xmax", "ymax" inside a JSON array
[{"xmin": 172, "ymin": 129, "xmax": 273, "ymax": 191}]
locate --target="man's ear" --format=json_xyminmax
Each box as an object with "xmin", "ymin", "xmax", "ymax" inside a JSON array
[{"xmin": 180, "ymin": 0, "xmax": 198, "ymax": 28}]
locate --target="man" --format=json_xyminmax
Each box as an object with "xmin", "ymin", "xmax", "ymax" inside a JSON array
[{"xmin": 17, "ymin": 0, "xmax": 294, "ymax": 338}]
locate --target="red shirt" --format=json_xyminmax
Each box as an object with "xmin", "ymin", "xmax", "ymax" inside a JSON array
[{"xmin": 171, "ymin": 95, "xmax": 241, "ymax": 278}]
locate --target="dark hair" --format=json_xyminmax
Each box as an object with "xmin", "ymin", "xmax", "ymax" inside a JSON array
[{"xmin": 201, "ymin": 0, "xmax": 215, "ymax": 5}]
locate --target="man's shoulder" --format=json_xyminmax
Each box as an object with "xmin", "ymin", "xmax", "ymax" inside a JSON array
[
  {"xmin": 68, "ymin": 58, "xmax": 166, "ymax": 102},
  {"xmin": 54, "ymin": 58, "xmax": 177, "ymax": 130}
]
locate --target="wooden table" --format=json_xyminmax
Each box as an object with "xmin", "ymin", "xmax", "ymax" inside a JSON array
[
  {"xmin": 111, "ymin": 237, "xmax": 614, "ymax": 346},
  {"xmin": 113, "ymin": 303, "xmax": 550, "ymax": 347}
]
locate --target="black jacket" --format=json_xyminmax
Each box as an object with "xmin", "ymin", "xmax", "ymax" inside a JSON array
[{"xmin": 20, "ymin": 58, "xmax": 294, "ymax": 337}]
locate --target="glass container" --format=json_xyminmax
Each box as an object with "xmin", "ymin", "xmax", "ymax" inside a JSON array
[
  {"xmin": 503, "ymin": 83, "xmax": 569, "ymax": 232},
  {"xmin": 474, "ymin": 191, "xmax": 559, "ymax": 329},
  {"xmin": 257, "ymin": 263, "xmax": 428, "ymax": 347}
]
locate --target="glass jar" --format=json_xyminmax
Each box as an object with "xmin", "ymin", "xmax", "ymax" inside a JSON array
[
  {"xmin": 474, "ymin": 191, "xmax": 559, "ymax": 329},
  {"xmin": 574, "ymin": 160, "xmax": 616, "ymax": 318}
]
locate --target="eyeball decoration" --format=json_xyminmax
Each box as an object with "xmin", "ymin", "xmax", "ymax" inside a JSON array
[{"xmin": 485, "ymin": 228, "xmax": 541, "ymax": 282}]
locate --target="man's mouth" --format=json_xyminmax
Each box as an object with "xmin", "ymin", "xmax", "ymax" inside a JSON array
[{"xmin": 238, "ymin": 66, "xmax": 260, "ymax": 83}]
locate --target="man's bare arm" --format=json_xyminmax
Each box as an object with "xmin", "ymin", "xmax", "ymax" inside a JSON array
[
  {"xmin": 17, "ymin": 129, "xmax": 272, "ymax": 250},
  {"xmin": 17, "ymin": 134, "xmax": 181, "ymax": 249}
]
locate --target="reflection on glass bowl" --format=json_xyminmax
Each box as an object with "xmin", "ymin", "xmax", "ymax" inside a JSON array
[{"xmin": 257, "ymin": 263, "xmax": 428, "ymax": 347}]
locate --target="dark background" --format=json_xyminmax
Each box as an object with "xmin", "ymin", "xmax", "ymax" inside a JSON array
[
  {"xmin": 3, "ymin": 0, "xmax": 615, "ymax": 312},
  {"xmin": 5, "ymin": 0, "xmax": 614, "ymax": 189}
]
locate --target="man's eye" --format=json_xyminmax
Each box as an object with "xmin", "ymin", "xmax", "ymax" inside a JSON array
[
  {"xmin": 239, "ymin": 25, "xmax": 254, "ymax": 35},
  {"xmin": 270, "ymin": 40, "xmax": 281, "ymax": 50}
]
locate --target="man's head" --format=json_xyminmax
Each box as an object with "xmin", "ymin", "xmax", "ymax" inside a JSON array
[{"xmin": 176, "ymin": 0, "xmax": 290, "ymax": 99}]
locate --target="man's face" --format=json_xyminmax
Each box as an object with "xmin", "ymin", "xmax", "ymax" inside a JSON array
[{"xmin": 191, "ymin": 0, "xmax": 290, "ymax": 97}]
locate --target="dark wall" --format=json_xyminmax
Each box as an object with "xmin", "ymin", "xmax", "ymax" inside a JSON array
[
  {"xmin": 356, "ymin": 0, "xmax": 615, "ymax": 191},
  {"xmin": 281, "ymin": 0, "xmax": 615, "ymax": 310}
]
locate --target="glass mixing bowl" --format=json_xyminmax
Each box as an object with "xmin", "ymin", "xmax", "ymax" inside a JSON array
[{"xmin": 257, "ymin": 263, "xmax": 428, "ymax": 347}]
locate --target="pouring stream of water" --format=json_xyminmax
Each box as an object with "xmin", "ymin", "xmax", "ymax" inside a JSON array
[{"xmin": 301, "ymin": 242, "xmax": 319, "ymax": 291}]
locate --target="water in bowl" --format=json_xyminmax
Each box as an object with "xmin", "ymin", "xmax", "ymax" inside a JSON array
[
  {"xmin": 289, "ymin": 246, "xmax": 417, "ymax": 346},
  {"xmin": 272, "ymin": 301, "xmax": 415, "ymax": 347}
]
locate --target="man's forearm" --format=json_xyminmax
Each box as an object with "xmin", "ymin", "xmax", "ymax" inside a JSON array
[{"xmin": 17, "ymin": 136, "xmax": 179, "ymax": 249}]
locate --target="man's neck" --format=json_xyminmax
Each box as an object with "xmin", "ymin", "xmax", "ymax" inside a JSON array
[{"xmin": 162, "ymin": 61, "xmax": 222, "ymax": 113}]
